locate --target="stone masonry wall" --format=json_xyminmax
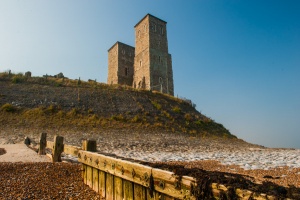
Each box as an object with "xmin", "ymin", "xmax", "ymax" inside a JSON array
[
  {"xmin": 107, "ymin": 42, "xmax": 134, "ymax": 86},
  {"xmin": 148, "ymin": 15, "xmax": 173, "ymax": 95},
  {"xmin": 133, "ymin": 15, "xmax": 150, "ymax": 90},
  {"xmin": 107, "ymin": 43, "xmax": 118, "ymax": 85}
]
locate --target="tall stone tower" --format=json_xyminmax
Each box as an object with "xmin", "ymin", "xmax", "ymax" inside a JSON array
[
  {"xmin": 107, "ymin": 42, "xmax": 135, "ymax": 86},
  {"xmin": 133, "ymin": 14, "xmax": 174, "ymax": 95}
]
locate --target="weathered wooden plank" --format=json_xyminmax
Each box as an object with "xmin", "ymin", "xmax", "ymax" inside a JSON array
[
  {"xmin": 152, "ymin": 168, "xmax": 192, "ymax": 199},
  {"xmin": 38, "ymin": 132, "xmax": 47, "ymax": 155},
  {"xmin": 153, "ymin": 191, "xmax": 163, "ymax": 200},
  {"xmin": 236, "ymin": 188, "xmax": 254, "ymax": 199},
  {"xmin": 163, "ymin": 194, "xmax": 175, "ymax": 200},
  {"xmin": 49, "ymin": 140, "xmax": 282, "ymax": 200},
  {"xmin": 181, "ymin": 176, "xmax": 197, "ymax": 199},
  {"xmin": 82, "ymin": 139, "xmax": 97, "ymax": 152},
  {"xmin": 123, "ymin": 180, "xmax": 134, "ymax": 200},
  {"xmin": 92, "ymin": 168, "xmax": 99, "ymax": 193},
  {"xmin": 78, "ymin": 150, "xmax": 198, "ymax": 199},
  {"xmin": 52, "ymin": 135, "xmax": 64, "ymax": 162},
  {"xmin": 86, "ymin": 165, "xmax": 93, "ymax": 188},
  {"xmin": 134, "ymin": 183, "xmax": 146, "ymax": 200},
  {"xmin": 78, "ymin": 150, "xmax": 152, "ymax": 187},
  {"xmin": 106, "ymin": 173, "xmax": 114, "ymax": 200},
  {"xmin": 63, "ymin": 144, "xmax": 81, "ymax": 156},
  {"xmin": 147, "ymin": 190, "xmax": 171, "ymax": 200},
  {"xmin": 157, "ymin": 193, "xmax": 176, "ymax": 200},
  {"xmin": 46, "ymin": 141, "xmax": 54, "ymax": 150},
  {"xmin": 114, "ymin": 176, "xmax": 123, "ymax": 200},
  {"xmin": 82, "ymin": 164, "xmax": 87, "ymax": 184},
  {"xmin": 99, "ymin": 171, "xmax": 106, "ymax": 198},
  {"xmin": 146, "ymin": 188, "xmax": 155, "ymax": 200}
]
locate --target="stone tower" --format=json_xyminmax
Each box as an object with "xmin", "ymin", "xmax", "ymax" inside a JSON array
[
  {"xmin": 107, "ymin": 14, "xmax": 174, "ymax": 96},
  {"xmin": 133, "ymin": 14, "xmax": 174, "ymax": 95},
  {"xmin": 107, "ymin": 42, "xmax": 135, "ymax": 86}
]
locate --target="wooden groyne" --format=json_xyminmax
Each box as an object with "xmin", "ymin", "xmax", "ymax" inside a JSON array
[{"xmin": 42, "ymin": 134, "xmax": 290, "ymax": 200}]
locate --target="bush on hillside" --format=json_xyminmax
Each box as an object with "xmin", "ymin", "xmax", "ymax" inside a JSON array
[
  {"xmin": 11, "ymin": 73, "xmax": 27, "ymax": 84},
  {"xmin": 0, "ymin": 103, "xmax": 16, "ymax": 112},
  {"xmin": 172, "ymin": 106, "xmax": 181, "ymax": 113}
]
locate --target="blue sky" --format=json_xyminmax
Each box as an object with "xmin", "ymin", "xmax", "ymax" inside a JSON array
[{"xmin": 0, "ymin": 1, "xmax": 299, "ymax": 148}]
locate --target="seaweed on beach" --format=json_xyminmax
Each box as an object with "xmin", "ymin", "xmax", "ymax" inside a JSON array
[
  {"xmin": 144, "ymin": 162, "xmax": 300, "ymax": 199},
  {"xmin": 0, "ymin": 148, "xmax": 6, "ymax": 155}
]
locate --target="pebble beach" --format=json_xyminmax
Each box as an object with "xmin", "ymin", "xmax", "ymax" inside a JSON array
[{"xmin": 1, "ymin": 128, "xmax": 300, "ymax": 189}]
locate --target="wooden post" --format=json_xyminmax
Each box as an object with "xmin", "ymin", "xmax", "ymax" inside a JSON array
[
  {"xmin": 82, "ymin": 139, "xmax": 97, "ymax": 152},
  {"xmin": 52, "ymin": 135, "xmax": 64, "ymax": 162},
  {"xmin": 123, "ymin": 180, "xmax": 134, "ymax": 200},
  {"xmin": 82, "ymin": 164, "xmax": 87, "ymax": 184},
  {"xmin": 99, "ymin": 171, "xmax": 106, "ymax": 198},
  {"xmin": 87, "ymin": 166, "xmax": 93, "ymax": 188},
  {"xmin": 106, "ymin": 173, "xmax": 114, "ymax": 199},
  {"xmin": 114, "ymin": 176, "xmax": 123, "ymax": 200},
  {"xmin": 92, "ymin": 168, "xmax": 99, "ymax": 193},
  {"xmin": 134, "ymin": 184, "xmax": 146, "ymax": 200},
  {"xmin": 38, "ymin": 132, "xmax": 47, "ymax": 155}
]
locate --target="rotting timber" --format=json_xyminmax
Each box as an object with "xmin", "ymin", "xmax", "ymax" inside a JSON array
[{"xmin": 44, "ymin": 136, "xmax": 300, "ymax": 200}]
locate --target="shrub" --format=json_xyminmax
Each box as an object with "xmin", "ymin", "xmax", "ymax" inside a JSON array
[
  {"xmin": 154, "ymin": 122, "xmax": 163, "ymax": 127},
  {"xmin": 88, "ymin": 114, "xmax": 98, "ymax": 122},
  {"xmin": 162, "ymin": 111, "xmax": 172, "ymax": 119},
  {"xmin": 151, "ymin": 101, "xmax": 161, "ymax": 110},
  {"xmin": 45, "ymin": 105, "xmax": 56, "ymax": 114},
  {"xmin": 12, "ymin": 74, "xmax": 26, "ymax": 84},
  {"xmin": 23, "ymin": 108, "xmax": 44, "ymax": 117},
  {"xmin": 111, "ymin": 114, "xmax": 125, "ymax": 121},
  {"xmin": 0, "ymin": 103, "xmax": 16, "ymax": 112},
  {"xmin": 100, "ymin": 119, "xmax": 108, "ymax": 127},
  {"xmin": 67, "ymin": 108, "xmax": 79, "ymax": 117},
  {"xmin": 144, "ymin": 112, "xmax": 150, "ymax": 116},
  {"xmin": 54, "ymin": 82, "xmax": 63, "ymax": 87},
  {"xmin": 88, "ymin": 109, "xmax": 94, "ymax": 114},
  {"xmin": 194, "ymin": 120, "xmax": 202, "ymax": 126},
  {"xmin": 131, "ymin": 115, "xmax": 140, "ymax": 123},
  {"xmin": 184, "ymin": 113, "xmax": 192, "ymax": 121},
  {"xmin": 56, "ymin": 110, "xmax": 65, "ymax": 118},
  {"xmin": 203, "ymin": 117, "xmax": 212, "ymax": 123},
  {"xmin": 172, "ymin": 106, "xmax": 181, "ymax": 113}
]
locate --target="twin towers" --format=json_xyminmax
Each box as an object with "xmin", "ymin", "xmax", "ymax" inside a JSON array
[{"xmin": 107, "ymin": 14, "xmax": 174, "ymax": 96}]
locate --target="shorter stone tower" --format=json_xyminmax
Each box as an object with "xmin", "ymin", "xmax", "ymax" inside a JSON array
[{"xmin": 107, "ymin": 42, "xmax": 135, "ymax": 86}]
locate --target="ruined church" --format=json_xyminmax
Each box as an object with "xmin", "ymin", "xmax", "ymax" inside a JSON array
[{"xmin": 107, "ymin": 14, "xmax": 174, "ymax": 96}]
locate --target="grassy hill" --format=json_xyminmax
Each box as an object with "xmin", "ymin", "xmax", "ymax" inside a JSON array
[{"xmin": 0, "ymin": 72, "xmax": 236, "ymax": 139}]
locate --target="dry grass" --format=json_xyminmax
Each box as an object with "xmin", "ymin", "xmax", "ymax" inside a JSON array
[{"xmin": 0, "ymin": 71, "xmax": 236, "ymax": 138}]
